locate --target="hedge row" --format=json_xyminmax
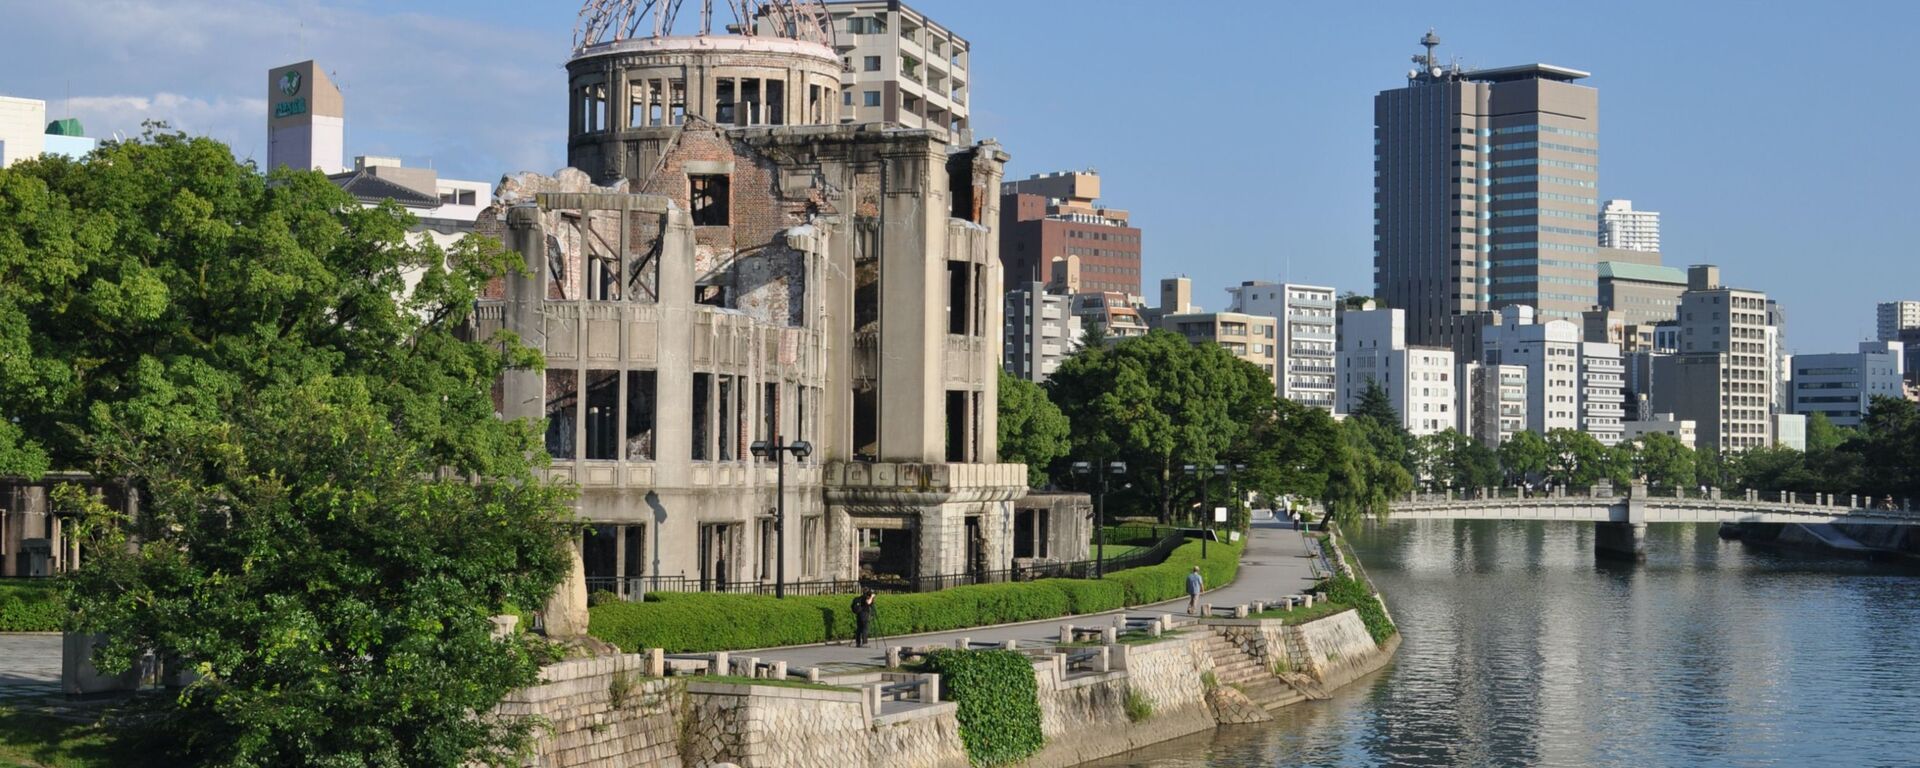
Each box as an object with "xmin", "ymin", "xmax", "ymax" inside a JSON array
[
  {"xmin": 0, "ymin": 581, "xmax": 64, "ymax": 632},
  {"xmin": 921, "ymin": 649, "xmax": 1043, "ymax": 767},
  {"xmin": 588, "ymin": 538, "xmax": 1245, "ymax": 653}
]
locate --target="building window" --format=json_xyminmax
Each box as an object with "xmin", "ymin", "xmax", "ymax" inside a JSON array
[
  {"xmin": 690, "ymin": 174, "xmax": 729, "ymax": 226},
  {"xmin": 627, "ymin": 370, "xmax": 657, "ymax": 460},
  {"xmin": 863, "ymin": 91, "xmax": 880, "ymax": 107},
  {"xmin": 585, "ymin": 370, "xmax": 620, "ymax": 460},
  {"xmin": 545, "ymin": 369, "xmax": 578, "ymax": 460},
  {"xmin": 864, "ymin": 55, "xmax": 881, "ymax": 71},
  {"xmin": 842, "ymin": 91, "xmax": 852, "ymax": 106}
]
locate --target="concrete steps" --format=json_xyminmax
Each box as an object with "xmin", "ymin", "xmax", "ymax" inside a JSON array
[{"xmin": 1200, "ymin": 630, "xmax": 1314, "ymax": 710}]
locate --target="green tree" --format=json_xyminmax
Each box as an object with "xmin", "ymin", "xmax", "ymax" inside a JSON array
[
  {"xmin": 1804, "ymin": 412, "xmax": 1847, "ymax": 454},
  {"xmin": 997, "ymin": 369, "xmax": 1070, "ymax": 487},
  {"xmin": 1498, "ymin": 431, "xmax": 1550, "ymax": 485},
  {"xmin": 1855, "ymin": 396, "xmax": 1920, "ymax": 501},
  {"xmin": 1418, "ymin": 429, "xmax": 1500, "ymax": 491},
  {"xmin": 1544, "ymin": 429, "xmax": 1612, "ymax": 488},
  {"xmin": 1630, "ymin": 432, "xmax": 1696, "ymax": 489},
  {"xmin": 0, "ymin": 132, "xmax": 572, "ymax": 764}
]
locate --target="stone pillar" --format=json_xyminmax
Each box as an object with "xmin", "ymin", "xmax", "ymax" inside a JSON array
[
  {"xmin": 543, "ymin": 539, "xmax": 590, "ymax": 637},
  {"xmin": 1594, "ymin": 522, "xmax": 1648, "ymax": 561}
]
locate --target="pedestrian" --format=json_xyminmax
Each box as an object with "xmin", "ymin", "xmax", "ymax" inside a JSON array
[
  {"xmin": 851, "ymin": 589, "xmax": 876, "ymax": 648},
  {"xmin": 1186, "ymin": 566, "xmax": 1204, "ymax": 615},
  {"xmin": 1290, "ymin": 509, "xmax": 1301, "ymax": 531}
]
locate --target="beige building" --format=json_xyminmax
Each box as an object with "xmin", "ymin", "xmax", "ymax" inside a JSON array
[
  {"xmin": 761, "ymin": 1, "xmax": 969, "ymax": 139},
  {"xmin": 1650, "ymin": 265, "xmax": 1776, "ymax": 453},
  {"xmin": 477, "ymin": 8, "xmax": 1027, "ymax": 595}
]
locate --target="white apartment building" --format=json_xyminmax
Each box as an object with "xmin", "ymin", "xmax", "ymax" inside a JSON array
[
  {"xmin": 798, "ymin": 1, "xmax": 969, "ymax": 138},
  {"xmin": 1338, "ymin": 308, "xmax": 1456, "ymax": 436},
  {"xmin": 1599, "ymin": 199, "xmax": 1661, "ymax": 252},
  {"xmin": 1225, "ymin": 281, "xmax": 1337, "ymax": 412},
  {"xmin": 1003, "ymin": 283, "xmax": 1081, "ymax": 382},
  {"xmin": 1878, "ymin": 300, "xmax": 1920, "ymax": 343},
  {"xmin": 1462, "ymin": 361, "xmax": 1527, "ymax": 447},
  {"xmin": 1481, "ymin": 305, "xmax": 1580, "ymax": 435},
  {"xmin": 1579, "ymin": 341, "xmax": 1626, "ymax": 445},
  {"xmin": 1790, "ymin": 342, "xmax": 1905, "ymax": 428},
  {"xmin": 1622, "ymin": 412, "xmax": 1697, "ymax": 450}
]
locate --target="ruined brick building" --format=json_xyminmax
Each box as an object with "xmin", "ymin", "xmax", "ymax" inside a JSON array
[{"xmin": 473, "ymin": 2, "xmax": 1037, "ymax": 595}]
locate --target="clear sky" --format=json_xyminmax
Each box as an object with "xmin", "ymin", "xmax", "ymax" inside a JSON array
[{"xmin": 3, "ymin": 0, "xmax": 1914, "ymax": 352}]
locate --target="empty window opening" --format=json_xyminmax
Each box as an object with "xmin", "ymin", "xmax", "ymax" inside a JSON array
[
  {"xmin": 945, "ymin": 390, "xmax": 969, "ymax": 462},
  {"xmin": 691, "ymin": 174, "xmax": 730, "ymax": 226},
  {"xmin": 624, "ymin": 525, "xmax": 647, "ymax": 588},
  {"xmin": 858, "ymin": 526, "xmax": 915, "ymax": 586},
  {"xmin": 762, "ymin": 382, "xmax": 780, "ymax": 444},
  {"xmin": 766, "ymin": 79, "xmax": 785, "ymax": 125},
  {"xmin": 585, "ymin": 370, "xmax": 620, "ymax": 460},
  {"xmin": 582, "ymin": 525, "xmax": 619, "ymax": 593},
  {"xmin": 692, "ymin": 373, "xmax": 712, "ymax": 461},
  {"xmin": 545, "ymin": 369, "xmax": 578, "ymax": 459},
  {"xmin": 716, "ymin": 80, "xmax": 736, "ymax": 125},
  {"xmin": 853, "ymin": 385, "xmax": 878, "ymax": 460},
  {"xmin": 695, "ymin": 283, "xmax": 729, "ymax": 307},
  {"xmin": 699, "ymin": 523, "xmax": 738, "ymax": 591},
  {"xmin": 758, "ymin": 518, "xmax": 776, "ymax": 580},
  {"xmin": 626, "ymin": 370, "xmax": 657, "ymax": 460},
  {"xmin": 718, "ymin": 375, "xmax": 737, "ymax": 461},
  {"xmin": 947, "ymin": 260, "xmax": 971, "ymax": 335},
  {"xmin": 800, "ymin": 515, "xmax": 821, "ymax": 577}
]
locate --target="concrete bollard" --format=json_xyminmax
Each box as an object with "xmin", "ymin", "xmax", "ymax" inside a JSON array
[
  {"xmin": 920, "ymin": 673, "xmax": 941, "ymax": 702},
  {"xmin": 1095, "ymin": 646, "xmax": 1111, "ymax": 673},
  {"xmin": 1102, "ymin": 627, "xmax": 1118, "ymax": 644},
  {"xmin": 1113, "ymin": 615, "xmax": 1127, "ymax": 630},
  {"xmin": 1060, "ymin": 624, "xmax": 1074, "ymax": 644},
  {"xmin": 646, "ymin": 648, "xmax": 665, "ymax": 678},
  {"xmin": 866, "ymin": 684, "xmax": 882, "ymax": 716},
  {"xmin": 1148, "ymin": 622, "xmax": 1162, "ymax": 637},
  {"xmin": 770, "ymin": 661, "xmax": 787, "ymax": 680},
  {"xmin": 1200, "ymin": 603, "xmax": 1212, "ymax": 617},
  {"xmin": 886, "ymin": 646, "xmax": 903, "ymax": 668},
  {"xmin": 1003, "ymin": 639, "xmax": 1018, "ymax": 651},
  {"xmin": 710, "ymin": 652, "xmax": 729, "ymax": 677},
  {"xmin": 1252, "ymin": 601, "xmax": 1266, "ymax": 613},
  {"xmin": 1234, "ymin": 604, "xmax": 1249, "ymax": 619},
  {"xmin": 1160, "ymin": 613, "xmax": 1176, "ymax": 631},
  {"xmin": 1302, "ymin": 594, "xmax": 1315, "ymax": 608},
  {"xmin": 806, "ymin": 667, "xmax": 822, "ymax": 683},
  {"xmin": 954, "ymin": 636, "xmax": 970, "ymax": 650}
]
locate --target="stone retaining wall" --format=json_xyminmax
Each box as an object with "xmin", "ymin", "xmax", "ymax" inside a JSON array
[{"xmin": 1211, "ymin": 608, "xmax": 1395, "ymax": 691}]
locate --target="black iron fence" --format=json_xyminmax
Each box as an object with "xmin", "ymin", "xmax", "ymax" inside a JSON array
[{"xmin": 585, "ymin": 530, "xmax": 1187, "ymax": 601}]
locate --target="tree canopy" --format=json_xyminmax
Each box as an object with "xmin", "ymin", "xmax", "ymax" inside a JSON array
[
  {"xmin": 0, "ymin": 131, "xmax": 572, "ymax": 765},
  {"xmin": 997, "ymin": 369, "xmax": 1070, "ymax": 487}
]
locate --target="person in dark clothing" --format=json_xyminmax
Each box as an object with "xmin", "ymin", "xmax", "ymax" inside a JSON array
[{"xmin": 851, "ymin": 590, "xmax": 877, "ymax": 647}]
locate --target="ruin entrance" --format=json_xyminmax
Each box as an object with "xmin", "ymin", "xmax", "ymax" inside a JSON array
[
  {"xmin": 698, "ymin": 522, "xmax": 740, "ymax": 591},
  {"xmin": 853, "ymin": 517, "xmax": 916, "ymax": 589}
]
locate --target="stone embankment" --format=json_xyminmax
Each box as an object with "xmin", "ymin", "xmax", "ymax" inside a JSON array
[{"xmin": 505, "ymin": 599, "xmax": 1396, "ymax": 768}]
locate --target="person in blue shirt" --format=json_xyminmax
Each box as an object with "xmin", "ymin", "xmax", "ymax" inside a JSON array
[{"xmin": 1186, "ymin": 566, "xmax": 1204, "ymax": 614}]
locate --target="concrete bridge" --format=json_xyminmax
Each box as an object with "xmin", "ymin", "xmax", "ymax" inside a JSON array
[{"xmin": 1386, "ymin": 486, "xmax": 1920, "ymax": 560}]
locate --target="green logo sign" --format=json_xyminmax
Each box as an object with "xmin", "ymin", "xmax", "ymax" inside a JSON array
[
  {"xmin": 278, "ymin": 70, "xmax": 302, "ymax": 97},
  {"xmin": 274, "ymin": 98, "xmax": 307, "ymax": 118}
]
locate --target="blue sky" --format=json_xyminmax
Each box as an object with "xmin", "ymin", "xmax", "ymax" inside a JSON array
[{"xmin": 2, "ymin": 0, "xmax": 1913, "ymax": 351}]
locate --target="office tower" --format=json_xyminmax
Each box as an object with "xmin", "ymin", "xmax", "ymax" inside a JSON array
[
  {"xmin": 1790, "ymin": 342, "xmax": 1905, "ymax": 427},
  {"xmin": 1337, "ymin": 308, "xmax": 1457, "ymax": 436},
  {"xmin": 1650, "ymin": 265, "xmax": 1775, "ymax": 452},
  {"xmin": 1599, "ymin": 199, "xmax": 1660, "ymax": 252},
  {"xmin": 765, "ymin": 1, "xmax": 970, "ymax": 139},
  {"xmin": 1878, "ymin": 300, "xmax": 1920, "ymax": 342},
  {"xmin": 266, "ymin": 60, "xmax": 346, "ymax": 174},
  {"xmin": 1374, "ymin": 31, "xmax": 1599, "ymax": 354},
  {"xmin": 1004, "ymin": 283, "xmax": 1082, "ymax": 382},
  {"xmin": 999, "ymin": 170, "xmax": 1142, "ymax": 296},
  {"xmin": 1227, "ymin": 281, "xmax": 1339, "ymax": 412},
  {"xmin": 1480, "ymin": 305, "xmax": 1581, "ymax": 435},
  {"xmin": 1597, "ymin": 261, "xmax": 1686, "ymax": 326}
]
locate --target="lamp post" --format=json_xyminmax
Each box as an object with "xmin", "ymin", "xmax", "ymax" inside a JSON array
[
  {"xmin": 750, "ymin": 436, "xmax": 812, "ymax": 599},
  {"xmin": 1071, "ymin": 460, "xmax": 1127, "ymax": 579}
]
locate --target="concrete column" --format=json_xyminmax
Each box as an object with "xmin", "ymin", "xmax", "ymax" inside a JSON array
[{"xmin": 1594, "ymin": 522, "xmax": 1647, "ymax": 561}]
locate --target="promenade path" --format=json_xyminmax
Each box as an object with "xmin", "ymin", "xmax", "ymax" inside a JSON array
[{"xmin": 748, "ymin": 519, "xmax": 1322, "ymax": 672}]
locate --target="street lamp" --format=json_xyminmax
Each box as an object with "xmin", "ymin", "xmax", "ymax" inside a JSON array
[
  {"xmin": 750, "ymin": 437, "xmax": 812, "ymax": 599},
  {"xmin": 1071, "ymin": 460, "xmax": 1127, "ymax": 579}
]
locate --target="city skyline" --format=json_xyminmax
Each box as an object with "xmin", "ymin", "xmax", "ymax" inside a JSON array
[{"xmin": 1, "ymin": 0, "xmax": 1913, "ymax": 352}]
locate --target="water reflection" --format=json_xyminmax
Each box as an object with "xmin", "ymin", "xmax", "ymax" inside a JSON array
[{"xmin": 1092, "ymin": 520, "xmax": 1920, "ymax": 768}]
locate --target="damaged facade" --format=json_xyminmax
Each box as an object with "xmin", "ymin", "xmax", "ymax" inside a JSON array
[{"xmin": 474, "ymin": 24, "xmax": 1034, "ymax": 594}]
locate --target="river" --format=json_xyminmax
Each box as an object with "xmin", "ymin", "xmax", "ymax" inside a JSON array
[{"xmin": 1090, "ymin": 520, "xmax": 1920, "ymax": 768}]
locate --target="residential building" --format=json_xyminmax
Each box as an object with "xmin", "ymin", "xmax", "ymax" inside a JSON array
[
  {"xmin": 1227, "ymin": 281, "xmax": 1338, "ymax": 412},
  {"xmin": 1070, "ymin": 291, "xmax": 1149, "ymax": 341},
  {"xmin": 1599, "ymin": 199, "xmax": 1660, "ymax": 252},
  {"xmin": 999, "ymin": 170, "xmax": 1141, "ymax": 295},
  {"xmin": 480, "ymin": 9, "xmax": 1029, "ymax": 597},
  {"xmin": 769, "ymin": 1, "xmax": 969, "ymax": 138},
  {"xmin": 1790, "ymin": 342, "xmax": 1905, "ymax": 427},
  {"xmin": 1373, "ymin": 30, "xmax": 1599, "ymax": 355},
  {"xmin": 1480, "ymin": 305, "xmax": 1581, "ymax": 435},
  {"xmin": 1579, "ymin": 340, "xmax": 1626, "ymax": 445},
  {"xmin": 1597, "ymin": 260, "xmax": 1686, "ymax": 327},
  {"xmin": 1650, "ymin": 265, "xmax": 1775, "ymax": 453},
  {"xmin": 1337, "ymin": 308, "xmax": 1457, "ymax": 435},
  {"xmin": 1877, "ymin": 300, "xmax": 1920, "ymax": 342},
  {"xmin": 1464, "ymin": 361, "xmax": 1527, "ymax": 447},
  {"xmin": 1003, "ymin": 283, "xmax": 1081, "ymax": 382},
  {"xmin": 266, "ymin": 60, "xmax": 346, "ymax": 174},
  {"xmin": 1622, "ymin": 413, "xmax": 1696, "ymax": 450},
  {"xmin": 1159, "ymin": 309, "xmax": 1280, "ymax": 383}
]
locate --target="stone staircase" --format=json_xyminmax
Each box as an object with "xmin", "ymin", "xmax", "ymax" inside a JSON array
[{"xmin": 1200, "ymin": 630, "xmax": 1307, "ymax": 710}]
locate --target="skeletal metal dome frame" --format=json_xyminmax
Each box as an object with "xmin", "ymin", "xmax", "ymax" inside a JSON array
[{"xmin": 574, "ymin": 0, "xmax": 836, "ymax": 50}]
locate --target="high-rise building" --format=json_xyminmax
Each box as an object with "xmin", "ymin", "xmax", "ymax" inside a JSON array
[
  {"xmin": 1003, "ymin": 283, "xmax": 1081, "ymax": 383},
  {"xmin": 1790, "ymin": 342, "xmax": 1905, "ymax": 427},
  {"xmin": 1878, "ymin": 300, "xmax": 1920, "ymax": 342},
  {"xmin": 998, "ymin": 170, "xmax": 1142, "ymax": 296},
  {"xmin": 1373, "ymin": 31, "xmax": 1599, "ymax": 354},
  {"xmin": 1226, "ymin": 281, "xmax": 1338, "ymax": 412},
  {"xmin": 266, "ymin": 60, "xmax": 346, "ymax": 174},
  {"xmin": 1463, "ymin": 361, "xmax": 1527, "ymax": 447},
  {"xmin": 1337, "ymin": 308, "xmax": 1457, "ymax": 436},
  {"xmin": 1650, "ymin": 265, "xmax": 1775, "ymax": 452},
  {"xmin": 1599, "ymin": 199, "xmax": 1661, "ymax": 252},
  {"xmin": 1597, "ymin": 261, "xmax": 1686, "ymax": 327},
  {"xmin": 1579, "ymin": 340, "xmax": 1626, "ymax": 445},
  {"xmin": 1480, "ymin": 305, "xmax": 1581, "ymax": 436},
  {"xmin": 764, "ymin": 1, "xmax": 970, "ymax": 139}
]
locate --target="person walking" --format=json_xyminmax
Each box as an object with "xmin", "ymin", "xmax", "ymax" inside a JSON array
[
  {"xmin": 851, "ymin": 590, "xmax": 877, "ymax": 648},
  {"xmin": 1185, "ymin": 566, "xmax": 1204, "ymax": 615}
]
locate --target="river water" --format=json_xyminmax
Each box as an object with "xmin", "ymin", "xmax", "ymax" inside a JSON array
[{"xmin": 1091, "ymin": 520, "xmax": 1920, "ymax": 768}]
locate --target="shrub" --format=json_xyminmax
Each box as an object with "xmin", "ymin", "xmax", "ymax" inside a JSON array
[
  {"xmin": 1123, "ymin": 687, "xmax": 1154, "ymax": 723},
  {"xmin": 923, "ymin": 650, "xmax": 1043, "ymax": 767},
  {"xmin": 1320, "ymin": 575, "xmax": 1396, "ymax": 644},
  {"xmin": 0, "ymin": 581, "xmax": 63, "ymax": 632}
]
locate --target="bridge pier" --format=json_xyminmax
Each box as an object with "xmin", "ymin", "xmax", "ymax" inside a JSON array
[{"xmin": 1594, "ymin": 522, "xmax": 1647, "ymax": 561}]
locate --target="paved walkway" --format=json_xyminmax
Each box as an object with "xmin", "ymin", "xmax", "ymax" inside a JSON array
[
  {"xmin": 749, "ymin": 519, "xmax": 1322, "ymax": 672},
  {"xmin": 0, "ymin": 633, "xmax": 61, "ymax": 703}
]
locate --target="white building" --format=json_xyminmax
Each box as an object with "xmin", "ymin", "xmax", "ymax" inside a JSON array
[
  {"xmin": 1481, "ymin": 305, "xmax": 1581, "ymax": 435},
  {"xmin": 1462, "ymin": 361, "xmax": 1527, "ymax": 447},
  {"xmin": 0, "ymin": 96, "xmax": 98, "ymax": 166},
  {"xmin": 1338, "ymin": 308, "xmax": 1456, "ymax": 436},
  {"xmin": 267, "ymin": 61, "xmax": 346, "ymax": 175},
  {"xmin": 1579, "ymin": 341, "xmax": 1626, "ymax": 445},
  {"xmin": 775, "ymin": 1, "xmax": 969, "ymax": 139},
  {"xmin": 1003, "ymin": 283, "xmax": 1081, "ymax": 382},
  {"xmin": 1225, "ymin": 281, "xmax": 1337, "ymax": 412},
  {"xmin": 327, "ymin": 155, "xmax": 492, "ymax": 246},
  {"xmin": 1790, "ymin": 342, "xmax": 1905, "ymax": 428},
  {"xmin": 1622, "ymin": 412, "xmax": 1697, "ymax": 450},
  {"xmin": 1649, "ymin": 265, "xmax": 1776, "ymax": 453},
  {"xmin": 1599, "ymin": 199, "xmax": 1660, "ymax": 252},
  {"xmin": 1878, "ymin": 300, "xmax": 1920, "ymax": 343}
]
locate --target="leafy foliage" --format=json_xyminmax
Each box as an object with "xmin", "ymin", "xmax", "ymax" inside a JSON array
[
  {"xmin": 997, "ymin": 369, "xmax": 1070, "ymax": 487},
  {"xmin": 922, "ymin": 650, "xmax": 1044, "ymax": 767},
  {"xmin": 0, "ymin": 580, "xmax": 62, "ymax": 632},
  {"xmin": 1319, "ymin": 575, "xmax": 1396, "ymax": 644},
  {"xmin": 1497, "ymin": 431, "xmax": 1551, "ymax": 484},
  {"xmin": 3, "ymin": 131, "xmax": 572, "ymax": 766},
  {"xmin": 1630, "ymin": 432, "xmax": 1696, "ymax": 489}
]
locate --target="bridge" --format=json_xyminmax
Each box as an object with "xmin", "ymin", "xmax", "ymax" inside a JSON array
[{"xmin": 1386, "ymin": 486, "xmax": 1920, "ymax": 560}]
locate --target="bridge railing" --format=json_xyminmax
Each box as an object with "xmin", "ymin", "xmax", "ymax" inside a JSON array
[{"xmin": 1398, "ymin": 485, "xmax": 1916, "ymax": 514}]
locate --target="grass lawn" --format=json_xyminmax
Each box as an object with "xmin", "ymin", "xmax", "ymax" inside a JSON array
[{"xmin": 0, "ymin": 707, "xmax": 120, "ymax": 768}]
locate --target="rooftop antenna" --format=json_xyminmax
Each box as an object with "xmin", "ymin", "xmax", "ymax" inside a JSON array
[{"xmin": 1420, "ymin": 28, "xmax": 1441, "ymax": 70}]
